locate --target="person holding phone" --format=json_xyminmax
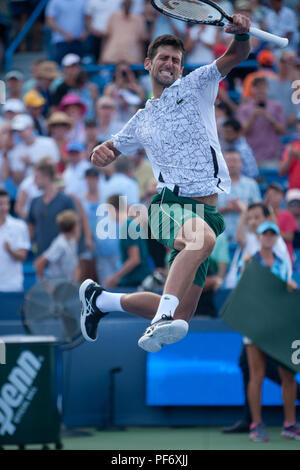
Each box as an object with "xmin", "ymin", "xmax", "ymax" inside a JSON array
[{"xmin": 237, "ymin": 76, "xmax": 286, "ymax": 168}]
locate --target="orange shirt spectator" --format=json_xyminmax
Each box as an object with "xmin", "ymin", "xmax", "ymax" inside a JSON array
[{"xmin": 242, "ymin": 50, "xmax": 277, "ymax": 99}]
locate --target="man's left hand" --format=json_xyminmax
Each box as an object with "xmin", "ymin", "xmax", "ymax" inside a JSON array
[{"xmin": 224, "ymin": 14, "xmax": 250, "ymax": 35}]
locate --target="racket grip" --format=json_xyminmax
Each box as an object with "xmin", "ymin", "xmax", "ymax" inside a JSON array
[{"xmin": 249, "ymin": 26, "xmax": 289, "ymax": 48}]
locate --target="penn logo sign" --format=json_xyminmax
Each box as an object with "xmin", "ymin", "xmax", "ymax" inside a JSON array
[{"xmin": 0, "ymin": 351, "xmax": 43, "ymax": 436}]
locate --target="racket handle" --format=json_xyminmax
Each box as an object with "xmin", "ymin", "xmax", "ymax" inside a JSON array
[{"xmin": 249, "ymin": 26, "xmax": 289, "ymax": 48}]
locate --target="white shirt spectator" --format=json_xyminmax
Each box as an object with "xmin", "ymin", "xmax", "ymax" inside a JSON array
[
  {"xmin": 0, "ymin": 215, "xmax": 30, "ymax": 291},
  {"xmin": 63, "ymin": 160, "xmax": 91, "ymax": 197},
  {"xmin": 43, "ymin": 233, "xmax": 78, "ymax": 281},
  {"xmin": 9, "ymin": 136, "xmax": 60, "ymax": 173},
  {"xmin": 218, "ymin": 176, "xmax": 262, "ymax": 241},
  {"xmin": 17, "ymin": 174, "xmax": 43, "ymax": 216},
  {"xmin": 186, "ymin": 25, "xmax": 217, "ymax": 65},
  {"xmin": 85, "ymin": 0, "xmax": 122, "ymax": 34},
  {"xmin": 265, "ymin": 6, "xmax": 298, "ymax": 52},
  {"xmin": 100, "ymin": 173, "xmax": 140, "ymax": 206}
]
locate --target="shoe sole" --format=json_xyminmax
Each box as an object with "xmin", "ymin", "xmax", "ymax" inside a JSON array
[
  {"xmin": 281, "ymin": 431, "xmax": 300, "ymax": 440},
  {"xmin": 138, "ymin": 319, "xmax": 189, "ymax": 353},
  {"xmin": 249, "ymin": 435, "xmax": 270, "ymax": 442},
  {"xmin": 79, "ymin": 278, "xmax": 97, "ymax": 342}
]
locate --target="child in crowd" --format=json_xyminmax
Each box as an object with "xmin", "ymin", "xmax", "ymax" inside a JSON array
[
  {"xmin": 34, "ymin": 210, "xmax": 80, "ymax": 281},
  {"xmin": 239, "ymin": 221, "xmax": 299, "ymax": 443}
]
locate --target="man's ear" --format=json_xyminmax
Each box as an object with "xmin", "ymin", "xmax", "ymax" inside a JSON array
[{"xmin": 144, "ymin": 57, "xmax": 151, "ymax": 72}]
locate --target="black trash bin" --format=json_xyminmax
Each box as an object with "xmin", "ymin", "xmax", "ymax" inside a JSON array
[{"xmin": 0, "ymin": 335, "xmax": 62, "ymax": 449}]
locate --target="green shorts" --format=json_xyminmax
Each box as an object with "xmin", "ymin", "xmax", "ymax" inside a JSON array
[{"xmin": 148, "ymin": 187, "xmax": 226, "ymax": 287}]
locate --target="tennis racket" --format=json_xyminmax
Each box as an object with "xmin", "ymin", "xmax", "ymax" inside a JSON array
[{"xmin": 151, "ymin": 0, "xmax": 289, "ymax": 48}]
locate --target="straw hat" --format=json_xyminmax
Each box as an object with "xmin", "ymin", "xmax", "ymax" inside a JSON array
[{"xmin": 47, "ymin": 111, "xmax": 73, "ymax": 127}]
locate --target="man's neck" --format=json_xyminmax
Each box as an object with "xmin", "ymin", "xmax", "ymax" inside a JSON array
[
  {"xmin": 43, "ymin": 184, "xmax": 58, "ymax": 203},
  {"xmin": 230, "ymin": 174, "xmax": 240, "ymax": 184},
  {"xmin": 260, "ymin": 247, "xmax": 274, "ymax": 261}
]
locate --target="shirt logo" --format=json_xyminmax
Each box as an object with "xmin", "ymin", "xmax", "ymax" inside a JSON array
[{"xmin": 176, "ymin": 98, "xmax": 184, "ymax": 105}]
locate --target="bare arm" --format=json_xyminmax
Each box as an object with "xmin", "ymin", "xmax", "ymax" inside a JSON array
[
  {"xmin": 4, "ymin": 243, "xmax": 27, "ymax": 262},
  {"xmin": 71, "ymin": 194, "xmax": 93, "ymax": 251},
  {"xmin": 236, "ymin": 209, "xmax": 248, "ymax": 248},
  {"xmin": 15, "ymin": 190, "xmax": 28, "ymax": 220},
  {"xmin": 34, "ymin": 255, "xmax": 48, "ymax": 279},
  {"xmin": 216, "ymin": 14, "xmax": 251, "ymax": 78},
  {"xmin": 90, "ymin": 140, "xmax": 121, "ymax": 168},
  {"xmin": 105, "ymin": 245, "xmax": 141, "ymax": 287},
  {"xmin": 279, "ymin": 147, "xmax": 294, "ymax": 176}
]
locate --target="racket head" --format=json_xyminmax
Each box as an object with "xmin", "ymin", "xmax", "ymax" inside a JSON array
[{"xmin": 151, "ymin": 0, "xmax": 231, "ymax": 26}]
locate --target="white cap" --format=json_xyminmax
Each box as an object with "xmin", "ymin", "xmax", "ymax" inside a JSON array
[
  {"xmin": 61, "ymin": 53, "xmax": 80, "ymax": 67},
  {"xmin": 11, "ymin": 114, "xmax": 34, "ymax": 131},
  {"xmin": 5, "ymin": 70, "xmax": 24, "ymax": 81},
  {"xmin": 286, "ymin": 188, "xmax": 300, "ymax": 202},
  {"xmin": 2, "ymin": 99, "xmax": 26, "ymax": 114}
]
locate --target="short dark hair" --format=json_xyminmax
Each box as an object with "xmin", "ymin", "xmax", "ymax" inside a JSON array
[
  {"xmin": 147, "ymin": 34, "xmax": 185, "ymax": 64},
  {"xmin": 0, "ymin": 189, "xmax": 9, "ymax": 198},
  {"xmin": 107, "ymin": 194, "xmax": 122, "ymax": 211},
  {"xmin": 266, "ymin": 182, "xmax": 284, "ymax": 194},
  {"xmin": 252, "ymin": 77, "xmax": 267, "ymax": 87},
  {"xmin": 248, "ymin": 202, "xmax": 270, "ymax": 218},
  {"xmin": 223, "ymin": 119, "xmax": 242, "ymax": 132}
]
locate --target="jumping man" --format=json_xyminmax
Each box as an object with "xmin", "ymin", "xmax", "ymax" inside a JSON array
[{"xmin": 80, "ymin": 15, "xmax": 251, "ymax": 352}]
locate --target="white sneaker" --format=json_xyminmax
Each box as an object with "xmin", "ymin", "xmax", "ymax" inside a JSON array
[{"xmin": 138, "ymin": 315, "xmax": 189, "ymax": 353}]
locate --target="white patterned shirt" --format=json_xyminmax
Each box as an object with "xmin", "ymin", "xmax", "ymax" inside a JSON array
[{"xmin": 112, "ymin": 61, "xmax": 231, "ymax": 198}]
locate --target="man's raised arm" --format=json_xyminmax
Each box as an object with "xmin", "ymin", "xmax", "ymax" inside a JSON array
[
  {"xmin": 216, "ymin": 14, "xmax": 251, "ymax": 78},
  {"xmin": 90, "ymin": 140, "xmax": 121, "ymax": 168}
]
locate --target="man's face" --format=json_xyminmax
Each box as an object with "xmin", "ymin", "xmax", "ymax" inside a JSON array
[
  {"xmin": 252, "ymin": 82, "xmax": 268, "ymax": 102},
  {"xmin": 64, "ymin": 64, "xmax": 80, "ymax": 81},
  {"xmin": 18, "ymin": 126, "xmax": 34, "ymax": 142},
  {"xmin": 0, "ymin": 196, "xmax": 10, "ymax": 219},
  {"xmin": 68, "ymin": 150, "xmax": 82, "ymax": 164},
  {"xmin": 264, "ymin": 188, "xmax": 283, "ymax": 209},
  {"xmin": 34, "ymin": 170, "xmax": 49, "ymax": 190},
  {"xmin": 223, "ymin": 125, "xmax": 238, "ymax": 143},
  {"xmin": 259, "ymin": 230, "xmax": 278, "ymax": 249},
  {"xmin": 247, "ymin": 207, "xmax": 265, "ymax": 232},
  {"xmin": 145, "ymin": 45, "xmax": 183, "ymax": 89},
  {"xmin": 225, "ymin": 151, "xmax": 242, "ymax": 176}
]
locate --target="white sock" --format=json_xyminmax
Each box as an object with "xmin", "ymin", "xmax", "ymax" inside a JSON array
[
  {"xmin": 151, "ymin": 294, "xmax": 180, "ymax": 324},
  {"xmin": 96, "ymin": 291, "xmax": 126, "ymax": 313}
]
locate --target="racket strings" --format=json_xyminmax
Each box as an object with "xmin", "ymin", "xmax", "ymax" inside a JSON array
[{"xmin": 155, "ymin": 0, "xmax": 223, "ymax": 22}]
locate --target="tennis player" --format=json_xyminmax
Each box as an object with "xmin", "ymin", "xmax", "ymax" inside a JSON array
[{"xmin": 80, "ymin": 14, "xmax": 251, "ymax": 352}]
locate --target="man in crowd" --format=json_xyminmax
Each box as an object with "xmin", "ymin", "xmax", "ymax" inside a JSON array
[
  {"xmin": 0, "ymin": 189, "xmax": 30, "ymax": 292},
  {"xmin": 218, "ymin": 149, "xmax": 261, "ymax": 242},
  {"xmin": 221, "ymin": 119, "xmax": 258, "ymax": 178},
  {"xmin": 28, "ymin": 159, "xmax": 76, "ymax": 256},
  {"xmin": 46, "ymin": 0, "xmax": 88, "ymax": 64},
  {"xmin": 9, "ymin": 114, "xmax": 60, "ymax": 186},
  {"xmin": 237, "ymin": 77, "xmax": 286, "ymax": 168}
]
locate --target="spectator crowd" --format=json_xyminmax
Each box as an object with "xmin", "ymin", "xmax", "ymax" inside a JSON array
[{"xmin": 0, "ymin": 0, "xmax": 300, "ymax": 308}]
